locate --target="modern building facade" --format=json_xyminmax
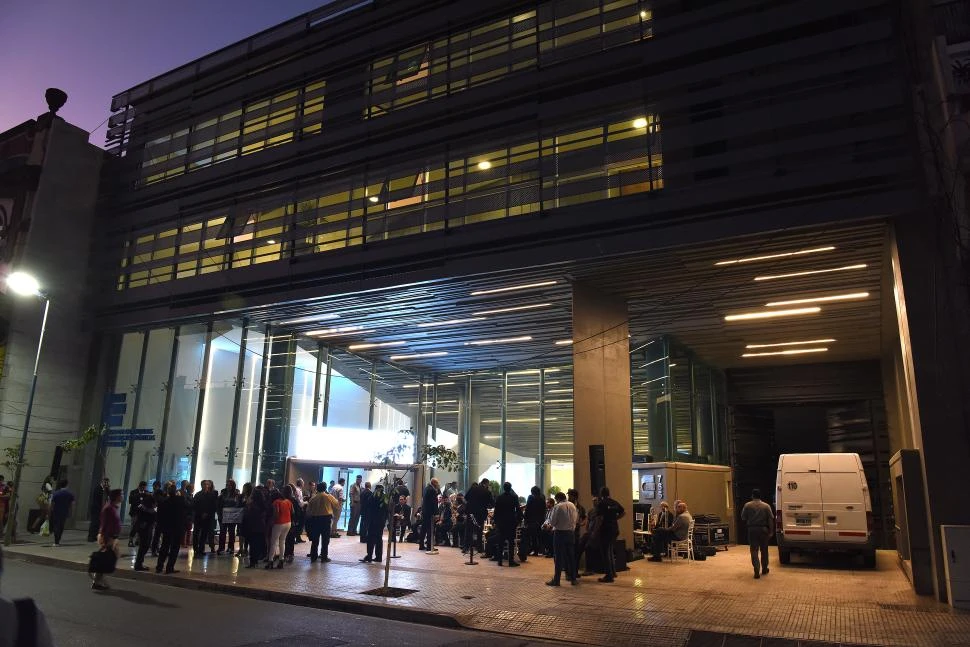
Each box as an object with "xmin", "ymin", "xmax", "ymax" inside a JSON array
[
  {"xmin": 28, "ymin": 0, "xmax": 967, "ymax": 601},
  {"xmin": 0, "ymin": 99, "xmax": 103, "ymax": 535}
]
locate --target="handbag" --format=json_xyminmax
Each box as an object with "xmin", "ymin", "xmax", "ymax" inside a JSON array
[{"xmin": 88, "ymin": 548, "xmax": 117, "ymax": 574}]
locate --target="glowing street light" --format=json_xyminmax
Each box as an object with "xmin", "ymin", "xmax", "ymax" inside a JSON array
[{"xmin": 3, "ymin": 271, "xmax": 50, "ymax": 546}]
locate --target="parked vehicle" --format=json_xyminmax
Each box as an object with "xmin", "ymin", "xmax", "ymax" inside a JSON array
[{"xmin": 775, "ymin": 452, "xmax": 876, "ymax": 567}]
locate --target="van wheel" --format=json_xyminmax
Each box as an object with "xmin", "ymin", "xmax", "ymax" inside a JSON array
[
  {"xmin": 862, "ymin": 550, "xmax": 876, "ymax": 568},
  {"xmin": 779, "ymin": 548, "xmax": 791, "ymax": 565}
]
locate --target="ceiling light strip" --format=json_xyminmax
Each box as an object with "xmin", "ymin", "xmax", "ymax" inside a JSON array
[
  {"xmin": 347, "ymin": 341, "xmax": 406, "ymax": 350},
  {"xmin": 714, "ymin": 246, "xmax": 835, "ymax": 266},
  {"xmin": 470, "ymin": 281, "xmax": 557, "ymax": 296},
  {"xmin": 765, "ymin": 292, "xmax": 869, "ymax": 307},
  {"xmin": 465, "ymin": 336, "xmax": 533, "ymax": 346},
  {"xmin": 753, "ymin": 264, "xmax": 867, "ymax": 282},
  {"xmin": 472, "ymin": 303, "xmax": 552, "ymax": 316},
  {"xmin": 745, "ymin": 339, "xmax": 835, "ymax": 349},
  {"xmin": 741, "ymin": 347, "xmax": 829, "ymax": 358},
  {"xmin": 724, "ymin": 306, "xmax": 821, "ymax": 322},
  {"xmin": 417, "ymin": 317, "xmax": 486, "ymax": 328},
  {"xmin": 389, "ymin": 352, "xmax": 448, "ymax": 361}
]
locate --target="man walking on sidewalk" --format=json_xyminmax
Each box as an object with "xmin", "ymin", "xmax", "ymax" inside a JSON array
[
  {"xmin": 741, "ymin": 488, "xmax": 775, "ymax": 579},
  {"xmin": 348, "ymin": 475, "xmax": 363, "ymax": 536}
]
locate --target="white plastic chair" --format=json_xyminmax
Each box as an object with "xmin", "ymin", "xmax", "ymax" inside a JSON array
[
  {"xmin": 634, "ymin": 512, "xmax": 645, "ymax": 530},
  {"xmin": 668, "ymin": 519, "xmax": 695, "ymax": 563}
]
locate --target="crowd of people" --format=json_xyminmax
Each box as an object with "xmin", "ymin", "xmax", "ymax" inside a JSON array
[{"xmin": 77, "ymin": 473, "xmax": 710, "ymax": 590}]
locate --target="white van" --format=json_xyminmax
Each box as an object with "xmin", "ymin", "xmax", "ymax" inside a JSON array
[{"xmin": 775, "ymin": 453, "xmax": 876, "ymax": 567}]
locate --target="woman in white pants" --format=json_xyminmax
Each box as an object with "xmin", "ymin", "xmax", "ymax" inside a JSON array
[{"xmin": 267, "ymin": 485, "xmax": 294, "ymax": 569}]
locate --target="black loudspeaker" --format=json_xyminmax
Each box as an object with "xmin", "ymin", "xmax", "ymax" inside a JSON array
[{"xmin": 589, "ymin": 444, "xmax": 606, "ymax": 497}]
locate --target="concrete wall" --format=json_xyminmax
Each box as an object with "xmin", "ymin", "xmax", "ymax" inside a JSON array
[{"xmin": 0, "ymin": 117, "xmax": 101, "ymax": 532}]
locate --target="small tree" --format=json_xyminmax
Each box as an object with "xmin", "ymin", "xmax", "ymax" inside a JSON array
[{"xmin": 371, "ymin": 429, "xmax": 464, "ymax": 594}]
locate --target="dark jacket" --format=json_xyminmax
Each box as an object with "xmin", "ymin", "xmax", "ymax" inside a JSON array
[
  {"xmin": 393, "ymin": 502, "xmax": 411, "ymax": 530},
  {"xmin": 595, "ymin": 496, "xmax": 625, "ymax": 539},
  {"xmin": 464, "ymin": 483, "xmax": 494, "ymax": 522},
  {"xmin": 218, "ymin": 488, "xmax": 240, "ymax": 515},
  {"xmin": 525, "ymin": 494, "xmax": 546, "ymax": 524},
  {"xmin": 89, "ymin": 485, "xmax": 109, "ymax": 516},
  {"xmin": 421, "ymin": 483, "xmax": 439, "ymax": 517},
  {"xmin": 157, "ymin": 495, "xmax": 186, "ymax": 532},
  {"xmin": 193, "ymin": 490, "xmax": 219, "ymax": 523},
  {"xmin": 493, "ymin": 490, "xmax": 521, "ymax": 529},
  {"xmin": 242, "ymin": 500, "xmax": 268, "ymax": 536},
  {"xmin": 364, "ymin": 492, "xmax": 388, "ymax": 534}
]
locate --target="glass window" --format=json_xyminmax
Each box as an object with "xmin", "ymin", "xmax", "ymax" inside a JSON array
[
  {"xmin": 231, "ymin": 324, "xmax": 267, "ymax": 486},
  {"xmin": 542, "ymin": 366, "xmax": 574, "ymax": 493},
  {"xmin": 159, "ymin": 324, "xmax": 208, "ymax": 486},
  {"xmin": 126, "ymin": 328, "xmax": 176, "ymax": 492},
  {"xmin": 103, "ymin": 333, "xmax": 145, "ymax": 493},
  {"xmin": 196, "ymin": 323, "xmax": 244, "ymax": 488}
]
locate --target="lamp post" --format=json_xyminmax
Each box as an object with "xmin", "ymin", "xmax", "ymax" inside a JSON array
[{"xmin": 3, "ymin": 271, "xmax": 50, "ymax": 546}]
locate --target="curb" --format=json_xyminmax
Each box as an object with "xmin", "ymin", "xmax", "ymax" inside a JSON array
[{"xmin": 4, "ymin": 550, "xmax": 462, "ymax": 629}]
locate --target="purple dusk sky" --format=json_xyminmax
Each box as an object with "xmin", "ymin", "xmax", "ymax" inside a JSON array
[{"xmin": 0, "ymin": 0, "xmax": 330, "ymax": 146}]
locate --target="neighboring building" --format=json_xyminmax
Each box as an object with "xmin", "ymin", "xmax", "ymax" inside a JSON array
[
  {"xmin": 0, "ymin": 96, "xmax": 103, "ymax": 535},
  {"xmin": 80, "ymin": 0, "xmax": 968, "ymax": 602}
]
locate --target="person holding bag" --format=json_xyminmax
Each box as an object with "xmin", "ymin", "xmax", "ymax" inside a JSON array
[{"xmin": 90, "ymin": 489, "xmax": 123, "ymax": 591}]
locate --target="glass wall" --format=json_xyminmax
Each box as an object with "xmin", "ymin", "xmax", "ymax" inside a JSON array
[
  {"xmin": 630, "ymin": 336, "xmax": 727, "ymax": 465},
  {"xmin": 97, "ymin": 324, "xmax": 578, "ymax": 500}
]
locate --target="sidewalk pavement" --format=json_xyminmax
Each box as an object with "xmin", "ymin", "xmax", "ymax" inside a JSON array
[{"xmin": 5, "ymin": 529, "xmax": 970, "ymax": 647}]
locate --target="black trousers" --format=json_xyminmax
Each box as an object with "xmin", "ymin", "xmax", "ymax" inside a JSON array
[
  {"xmin": 247, "ymin": 532, "xmax": 267, "ymax": 566},
  {"xmin": 526, "ymin": 521, "xmax": 542, "ymax": 555},
  {"xmin": 495, "ymin": 525, "xmax": 516, "ymax": 564},
  {"xmin": 193, "ymin": 518, "xmax": 215, "ymax": 553},
  {"xmin": 218, "ymin": 523, "xmax": 237, "ymax": 553},
  {"xmin": 420, "ymin": 513, "xmax": 434, "ymax": 549},
  {"xmin": 307, "ymin": 515, "xmax": 333, "ymax": 559},
  {"xmin": 151, "ymin": 522, "xmax": 162, "ymax": 553},
  {"xmin": 651, "ymin": 528, "xmax": 676, "ymax": 557},
  {"xmin": 366, "ymin": 528, "xmax": 383, "ymax": 561},
  {"xmin": 50, "ymin": 512, "xmax": 67, "ymax": 544},
  {"xmin": 600, "ymin": 534, "xmax": 617, "ymax": 579},
  {"xmin": 748, "ymin": 527, "xmax": 770, "ymax": 573},
  {"xmin": 134, "ymin": 524, "xmax": 153, "ymax": 567},
  {"xmin": 156, "ymin": 530, "xmax": 180, "ymax": 572},
  {"xmin": 553, "ymin": 530, "xmax": 577, "ymax": 583}
]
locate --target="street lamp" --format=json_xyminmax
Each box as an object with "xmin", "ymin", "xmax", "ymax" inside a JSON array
[{"xmin": 3, "ymin": 271, "xmax": 50, "ymax": 546}]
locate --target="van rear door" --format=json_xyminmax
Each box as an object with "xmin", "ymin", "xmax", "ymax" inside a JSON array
[
  {"xmin": 820, "ymin": 453, "xmax": 870, "ymax": 544},
  {"xmin": 779, "ymin": 454, "xmax": 825, "ymax": 543}
]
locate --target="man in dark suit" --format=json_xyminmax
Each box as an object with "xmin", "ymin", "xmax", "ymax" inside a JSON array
[
  {"xmin": 463, "ymin": 478, "xmax": 493, "ymax": 554},
  {"xmin": 87, "ymin": 477, "xmax": 110, "ymax": 542},
  {"xmin": 493, "ymin": 482, "xmax": 522, "ymax": 567},
  {"xmin": 419, "ymin": 478, "xmax": 440, "ymax": 550}
]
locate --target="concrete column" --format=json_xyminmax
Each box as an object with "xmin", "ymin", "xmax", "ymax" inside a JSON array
[
  {"xmin": 890, "ymin": 222, "xmax": 970, "ymax": 601},
  {"xmin": 572, "ymin": 282, "xmax": 634, "ymax": 547}
]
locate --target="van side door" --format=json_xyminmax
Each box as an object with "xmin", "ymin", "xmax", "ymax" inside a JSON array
[{"xmin": 778, "ymin": 454, "xmax": 825, "ymax": 543}]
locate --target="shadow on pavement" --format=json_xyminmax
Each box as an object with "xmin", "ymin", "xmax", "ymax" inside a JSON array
[{"xmin": 97, "ymin": 587, "xmax": 180, "ymax": 608}]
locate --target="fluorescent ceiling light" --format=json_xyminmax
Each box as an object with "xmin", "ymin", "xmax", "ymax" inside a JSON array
[
  {"xmin": 408, "ymin": 400, "xmax": 458, "ymax": 405},
  {"xmin": 754, "ymin": 264, "xmax": 867, "ymax": 282},
  {"xmin": 742, "ymin": 347, "xmax": 829, "ymax": 358},
  {"xmin": 633, "ymin": 117, "xmax": 648, "ymax": 128},
  {"xmin": 347, "ymin": 341, "xmax": 406, "ymax": 350},
  {"xmin": 368, "ymin": 195, "xmax": 380, "ymax": 203},
  {"xmin": 640, "ymin": 376, "xmax": 667, "ymax": 385},
  {"xmin": 745, "ymin": 339, "xmax": 836, "ymax": 349},
  {"xmin": 473, "ymin": 303, "xmax": 552, "ymax": 316},
  {"xmin": 507, "ymin": 368, "xmax": 562, "ymax": 376},
  {"xmin": 765, "ymin": 292, "xmax": 869, "ymax": 307},
  {"xmin": 507, "ymin": 381, "xmax": 558, "ymax": 387},
  {"xmin": 639, "ymin": 356, "xmax": 667, "ymax": 368},
  {"xmin": 482, "ymin": 434, "xmax": 501, "ymax": 440},
  {"xmin": 724, "ymin": 306, "xmax": 821, "ymax": 322},
  {"xmin": 417, "ymin": 317, "xmax": 485, "ymax": 328},
  {"xmin": 266, "ymin": 239, "xmax": 276, "ymax": 245},
  {"xmin": 389, "ymin": 352, "xmax": 448, "ymax": 361},
  {"xmin": 306, "ymin": 325, "xmax": 365, "ymax": 336},
  {"xmin": 477, "ymin": 160, "xmax": 492, "ymax": 170},
  {"xmin": 402, "ymin": 382, "xmax": 455, "ymax": 388},
  {"xmin": 516, "ymin": 399, "xmax": 573, "ymax": 404},
  {"xmin": 555, "ymin": 339, "xmax": 573, "ymax": 346},
  {"xmin": 481, "ymin": 417, "xmax": 557, "ymax": 423},
  {"xmin": 465, "ymin": 336, "xmax": 533, "ymax": 346},
  {"xmin": 279, "ymin": 313, "xmax": 340, "ymax": 326},
  {"xmin": 668, "ymin": 363, "xmax": 677, "ymax": 367},
  {"xmin": 471, "ymin": 280, "xmax": 557, "ymax": 296},
  {"xmin": 714, "ymin": 246, "xmax": 835, "ymax": 266},
  {"xmin": 547, "ymin": 388, "xmax": 572, "ymax": 393}
]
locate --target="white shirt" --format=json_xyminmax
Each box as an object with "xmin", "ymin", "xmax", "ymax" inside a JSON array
[
  {"xmin": 548, "ymin": 500, "xmax": 578, "ymax": 531},
  {"xmin": 331, "ymin": 484, "xmax": 345, "ymax": 502}
]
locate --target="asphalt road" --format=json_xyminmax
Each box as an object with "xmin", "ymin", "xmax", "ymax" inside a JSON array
[{"xmin": 1, "ymin": 560, "xmax": 564, "ymax": 647}]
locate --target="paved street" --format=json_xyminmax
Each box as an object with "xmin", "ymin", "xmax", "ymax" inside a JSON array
[{"xmin": 1, "ymin": 560, "xmax": 563, "ymax": 647}]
